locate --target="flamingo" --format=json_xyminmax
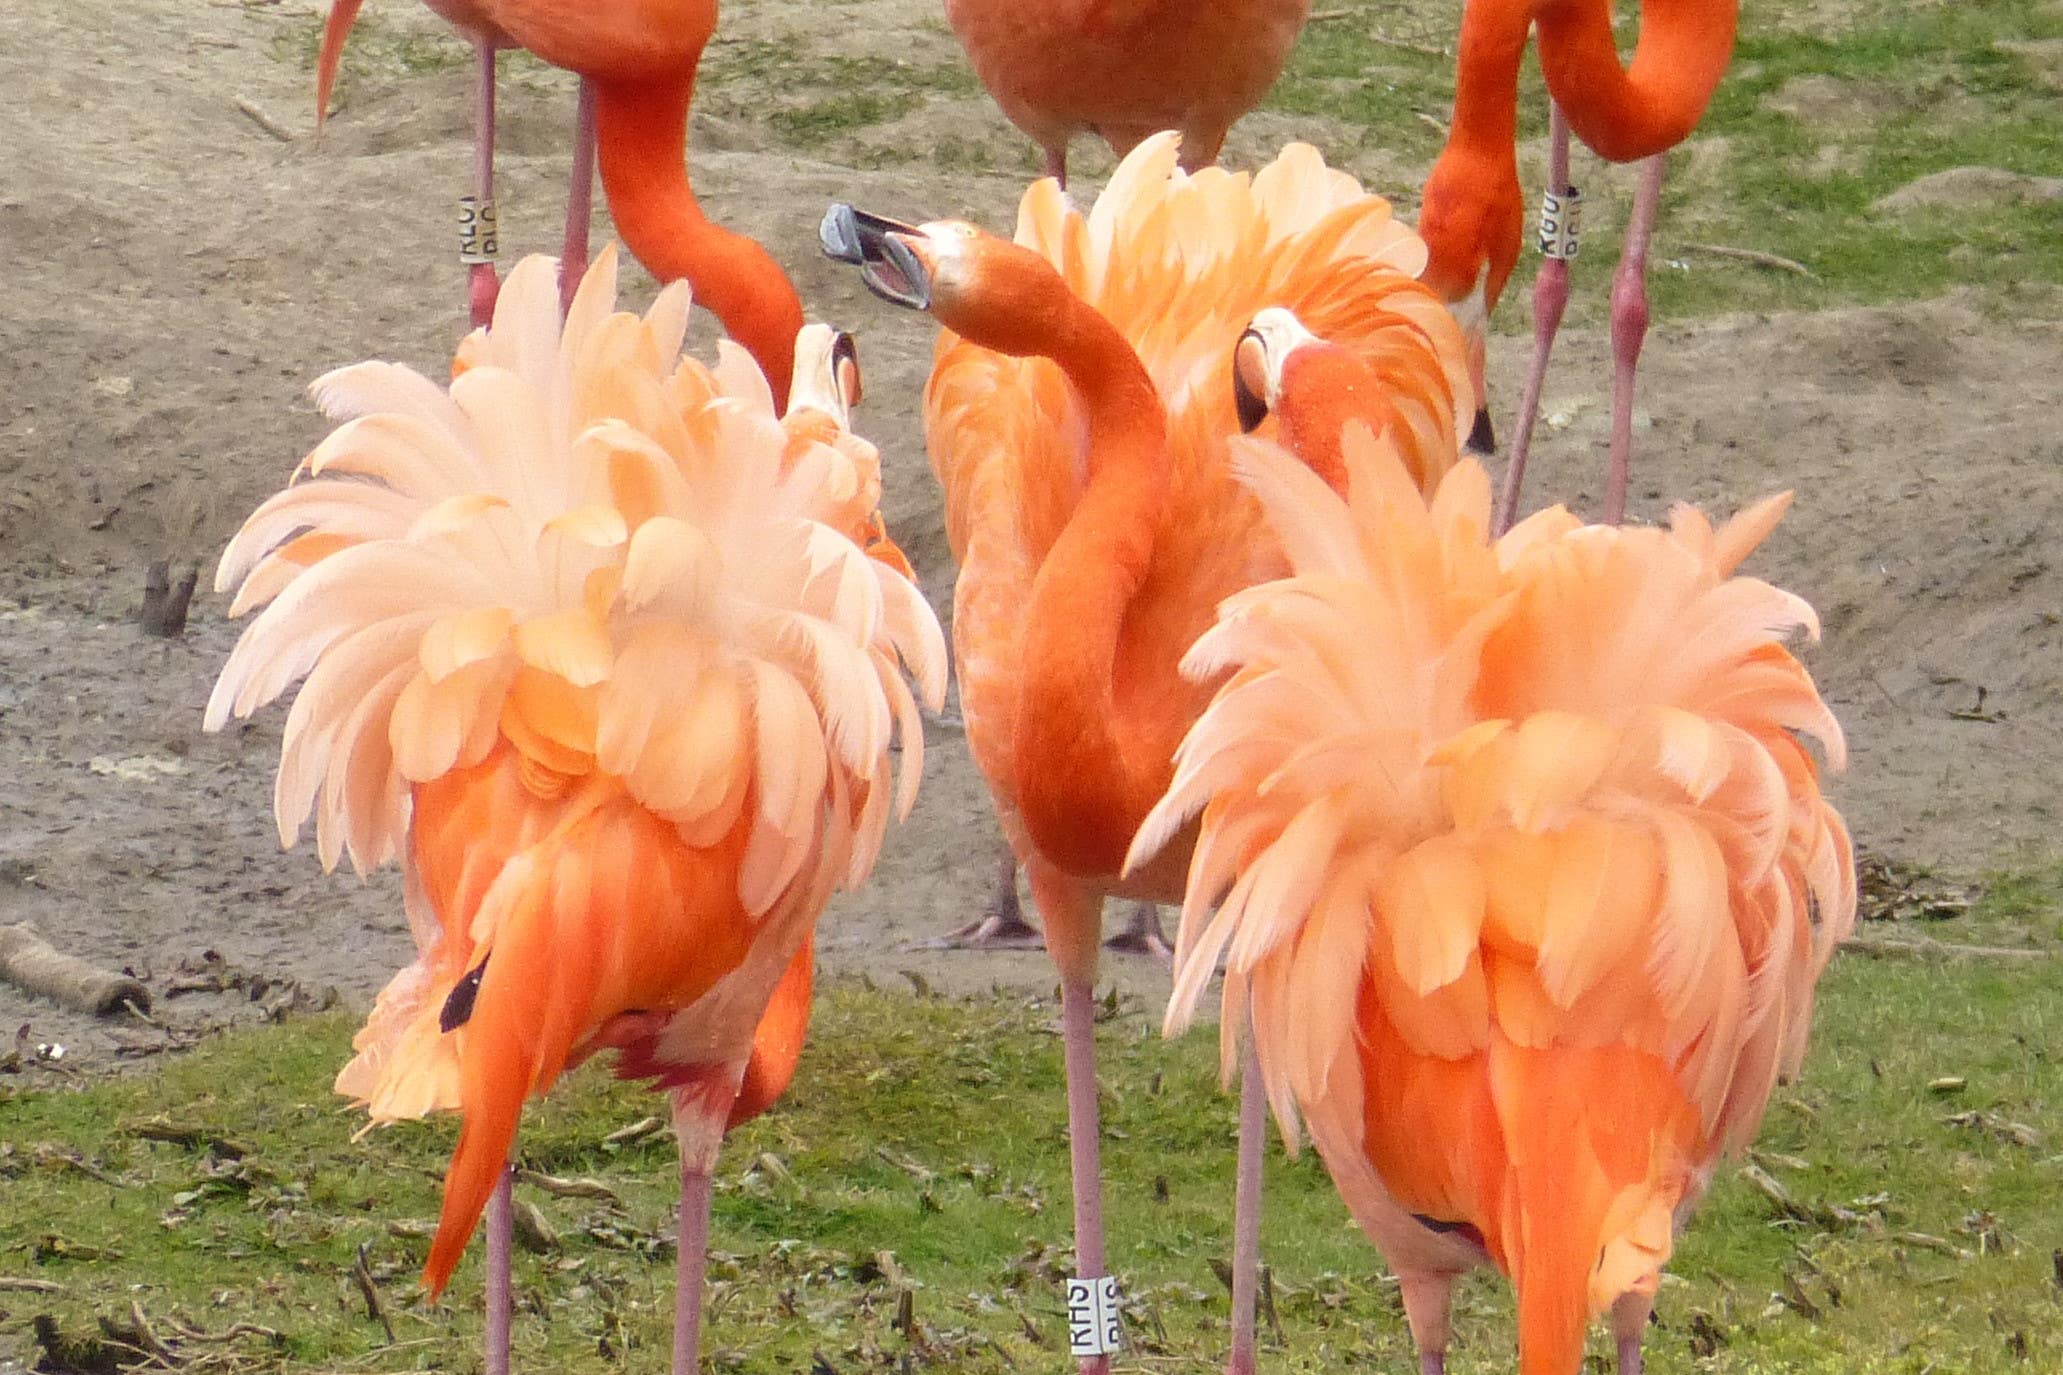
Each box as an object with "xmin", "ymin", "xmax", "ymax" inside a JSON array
[
  {"xmin": 822, "ymin": 133, "xmax": 1471, "ymax": 1375},
  {"xmin": 314, "ymin": 0, "xmax": 802, "ymax": 402},
  {"xmin": 206, "ymin": 250, "xmax": 945, "ymax": 1375},
  {"xmin": 1415, "ymin": 0, "xmax": 1737, "ymax": 526},
  {"xmin": 1134, "ymin": 330, "xmax": 1855, "ymax": 1372},
  {"xmin": 938, "ymin": 0, "xmax": 1314, "ymax": 949},
  {"xmin": 943, "ymin": 0, "xmax": 1311, "ymax": 185}
]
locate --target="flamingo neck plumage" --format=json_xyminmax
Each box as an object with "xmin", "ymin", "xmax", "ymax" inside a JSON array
[
  {"xmin": 1535, "ymin": 0, "xmax": 1738, "ymax": 162},
  {"xmin": 591, "ymin": 76, "xmax": 804, "ymax": 405},
  {"xmin": 1276, "ymin": 345, "xmax": 1401, "ymax": 496},
  {"xmin": 983, "ymin": 287, "xmax": 1172, "ymax": 876},
  {"xmin": 1416, "ymin": 0, "xmax": 1528, "ymax": 308}
]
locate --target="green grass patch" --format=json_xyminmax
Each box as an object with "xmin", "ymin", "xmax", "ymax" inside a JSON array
[{"xmin": 6, "ymin": 933, "xmax": 2062, "ymax": 1373}]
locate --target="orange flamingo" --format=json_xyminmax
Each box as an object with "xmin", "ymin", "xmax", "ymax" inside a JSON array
[
  {"xmin": 1136, "ymin": 361, "xmax": 1854, "ymax": 1374},
  {"xmin": 1416, "ymin": 0, "xmax": 1737, "ymax": 525},
  {"xmin": 315, "ymin": 0, "xmax": 802, "ymax": 402},
  {"xmin": 823, "ymin": 133, "xmax": 1471, "ymax": 1375},
  {"xmin": 207, "ymin": 251, "xmax": 945, "ymax": 1375},
  {"xmin": 945, "ymin": 0, "xmax": 1312, "ymax": 184}
]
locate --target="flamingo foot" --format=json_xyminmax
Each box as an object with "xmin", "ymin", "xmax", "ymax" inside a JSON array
[
  {"xmin": 1102, "ymin": 902, "xmax": 1171, "ymax": 963},
  {"xmin": 929, "ymin": 847, "xmax": 1044, "ymax": 949}
]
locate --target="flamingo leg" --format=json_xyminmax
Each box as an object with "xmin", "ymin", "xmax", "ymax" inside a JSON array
[
  {"xmin": 934, "ymin": 844, "xmax": 1044, "ymax": 949},
  {"xmin": 1398, "ymin": 1274, "xmax": 1455, "ymax": 1375},
  {"xmin": 1103, "ymin": 902, "xmax": 1171, "ymax": 962},
  {"xmin": 1044, "ymin": 145, "xmax": 1068, "ymax": 188},
  {"xmin": 673, "ymin": 1160, "xmax": 714, "ymax": 1375},
  {"xmin": 1611, "ymin": 1290, "xmax": 1654, "ymax": 1373},
  {"xmin": 1604, "ymin": 154, "xmax": 1667, "ymax": 526},
  {"xmin": 1495, "ymin": 101, "xmax": 1574, "ymax": 536},
  {"xmin": 559, "ymin": 80, "xmax": 599, "ymax": 315},
  {"xmin": 465, "ymin": 40, "xmax": 501, "ymax": 329},
  {"xmin": 1224, "ymin": 1031, "xmax": 1266, "ymax": 1375},
  {"xmin": 483, "ymin": 1166, "xmax": 513, "ymax": 1375},
  {"xmin": 1060, "ymin": 973, "xmax": 1114, "ymax": 1375}
]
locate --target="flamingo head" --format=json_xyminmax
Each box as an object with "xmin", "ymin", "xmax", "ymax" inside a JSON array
[
  {"xmin": 1415, "ymin": 149, "xmax": 1522, "ymax": 454},
  {"xmin": 1231, "ymin": 307, "xmax": 1326, "ymax": 434},
  {"xmin": 821, "ymin": 204, "xmax": 1074, "ymax": 356},
  {"xmin": 786, "ymin": 323, "xmax": 864, "ymax": 426}
]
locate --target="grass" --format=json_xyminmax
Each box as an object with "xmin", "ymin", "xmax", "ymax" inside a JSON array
[{"xmin": 7, "ymin": 903, "xmax": 2062, "ymax": 1374}]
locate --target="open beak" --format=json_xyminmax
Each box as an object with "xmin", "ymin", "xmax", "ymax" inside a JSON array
[{"xmin": 820, "ymin": 205, "xmax": 932, "ymax": 311}]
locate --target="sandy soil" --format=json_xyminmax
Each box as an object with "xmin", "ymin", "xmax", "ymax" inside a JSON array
[{"xmin": 3, "ymin": 0, "xmax": 2059, "ymax": 1077}]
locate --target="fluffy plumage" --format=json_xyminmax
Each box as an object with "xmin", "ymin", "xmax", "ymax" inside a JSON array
[
  {"xmin": 1137, "ymin": 436, "xmax": 1854, "ymax": 1374},
  {"xmin": 207, "ymin": 249, "xmax": 944, "ymax": 1292},
  {"xmin": 927, "ymin": 133, "xmax": 1473, "ymax": 882}
]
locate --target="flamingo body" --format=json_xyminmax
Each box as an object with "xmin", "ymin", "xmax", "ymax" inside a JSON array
[
  {"xmin": 945, "ymin": 0, "xmax": 1311, "ymax": 177},
  {"xmin": 208, "ymin": 251, "xmax": 944, "ymax": 1305},
  {"xmin": 1142, "ymin": 438, "xmax": 1855, "ymax": 1375}
]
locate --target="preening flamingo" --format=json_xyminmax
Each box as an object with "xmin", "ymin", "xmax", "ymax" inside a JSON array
[
  {"xmin": 945, "ymin": 0, "xmax": 1312, "ymax": 184},
  {"xmin": 1135, "ymin": 379, "xmax": 1855, "ymax": 1374},
  {"xmin": 206, "ymin": 250, "xmax": 945, "ymax": 1375},
  {"xmin": 1416, "ymin": 0, "xmax": 1736, "ymax": 525},
  {"xmin": 822, "ymin": 133, "xmax": 1471, "ymax": 1375},
  {"xmin": 316, "ymin": 0, "xmax": 803, "ymax": 402}
]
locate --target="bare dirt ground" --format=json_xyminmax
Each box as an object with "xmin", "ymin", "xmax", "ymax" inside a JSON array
[{"xmin": 3, "ymin": 0, "xmax": 2059, "ymax": 1077}]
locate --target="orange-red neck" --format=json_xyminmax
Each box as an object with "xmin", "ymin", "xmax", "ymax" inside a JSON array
[
  {"xmin": 1536, "ymin": 0, "xmax": 1738, "ymax": 161},
  {"xmin": 1000, "ymin": 294, "xmax": 1172, "ymax": 876},
  {"xmin": 1417, "ymin": 0, "xmax": 1530, "ymax": 309},
  {"xmin": 592, "ymin": 76, "xmax": 804, "ymax": 405},
  {"xmin": 1277, "ymin": 345, "xmax": 1401, "ymax": 496}
]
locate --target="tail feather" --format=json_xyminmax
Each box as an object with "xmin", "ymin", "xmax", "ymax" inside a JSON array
[{"xmin": 315, "ymin": 0, "xmax": 365, "ymax": 131}]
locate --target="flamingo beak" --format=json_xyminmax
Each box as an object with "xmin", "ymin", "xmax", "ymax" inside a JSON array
[
  {"xmin": 820, "ymin": 205, "xmax": 932, "ymax": 311},
  {"xmin": 1232, "ymin": 329, "xmax": 1270, "ymax": 434}
]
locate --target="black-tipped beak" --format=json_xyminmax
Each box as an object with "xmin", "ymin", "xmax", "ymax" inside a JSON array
[
  {"xmin": 830, "ymin": 329, "xmax": 862, "ymax": 409},
  {"xmin": 1465, "ymin": 405, "xmax": 1497, "ymax": 456},
  {"xmin": 1232, "ymin": 328, "xmax": 1270, "ymax": 434},
  {"xmin": 820, "ymin": 204, "xmax": 932, "ymax": 312}
]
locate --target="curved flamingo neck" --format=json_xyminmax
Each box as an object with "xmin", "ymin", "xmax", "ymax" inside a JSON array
[
  {"xmin": 956, "ymin": 284, "xmax": 1171, "ymax": 876},
  {"xmin": 591, "ymin": 76, "xmax": 804, "ymax": 405},
  {"xmin": 1417, "ymin": 0, "xmax": 1529, "ymax": 307},
  {"xmin": 1277, "ymin": 346, "xmax": 1400, "ymax": 496},
  {"xmin": 1536, "ymin": 0, "xmax": 1738, "ymax": 161}
]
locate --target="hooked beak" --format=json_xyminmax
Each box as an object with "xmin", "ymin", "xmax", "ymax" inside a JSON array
[
  {"xmin": 820, "ymin": 204, "xmax": 932, "ymax": 311},
  {"xmin": 1232, "ymin": 328, "xmax": 1270, "ymax": 434}
]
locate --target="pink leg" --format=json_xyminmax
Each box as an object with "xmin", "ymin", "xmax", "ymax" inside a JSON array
[
  {"xmin": 483, "ymin": 1166, "xmax": 513, "ymax": 1375},
  {"xmin": 1604, "ymin": 155, "xmax": 1667, "ymax": 526},
  {"xmin": 1611, "ymin": 1291, "xmax": 1653, "ymax": 1373},
  {"xmin": 1399, "ymin": 1273, "xmax": 1455, "ymax": 1375},
  {"xmin": 1495, "ymin": 101, "xmax": 1574, "ymax": 536},
  {"xmin": 1061, "ymin": 975, "xmax": 1113, "ymax": 1375},
  {"xmin": 936, "ymin": 845, "xmax": 1044, "ymax": 949},
  {"xmin": 466, "ymin": 41, "xmax": 501, "ymax": 329},
  {"xmin": 1044, "ymin": 144, "xmax": 1068, "ymax": 188},
  {"xmin": 673, "ymin": 1162, "xmax": 714, "ymax": 1375},
  {"xmin": 1225, "ymin": 1032, "xmax": 1266, "ymax": 1375},
  {"xmin": 559, "ymin": 79, "xmax": 598, "ymax": 315}
]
